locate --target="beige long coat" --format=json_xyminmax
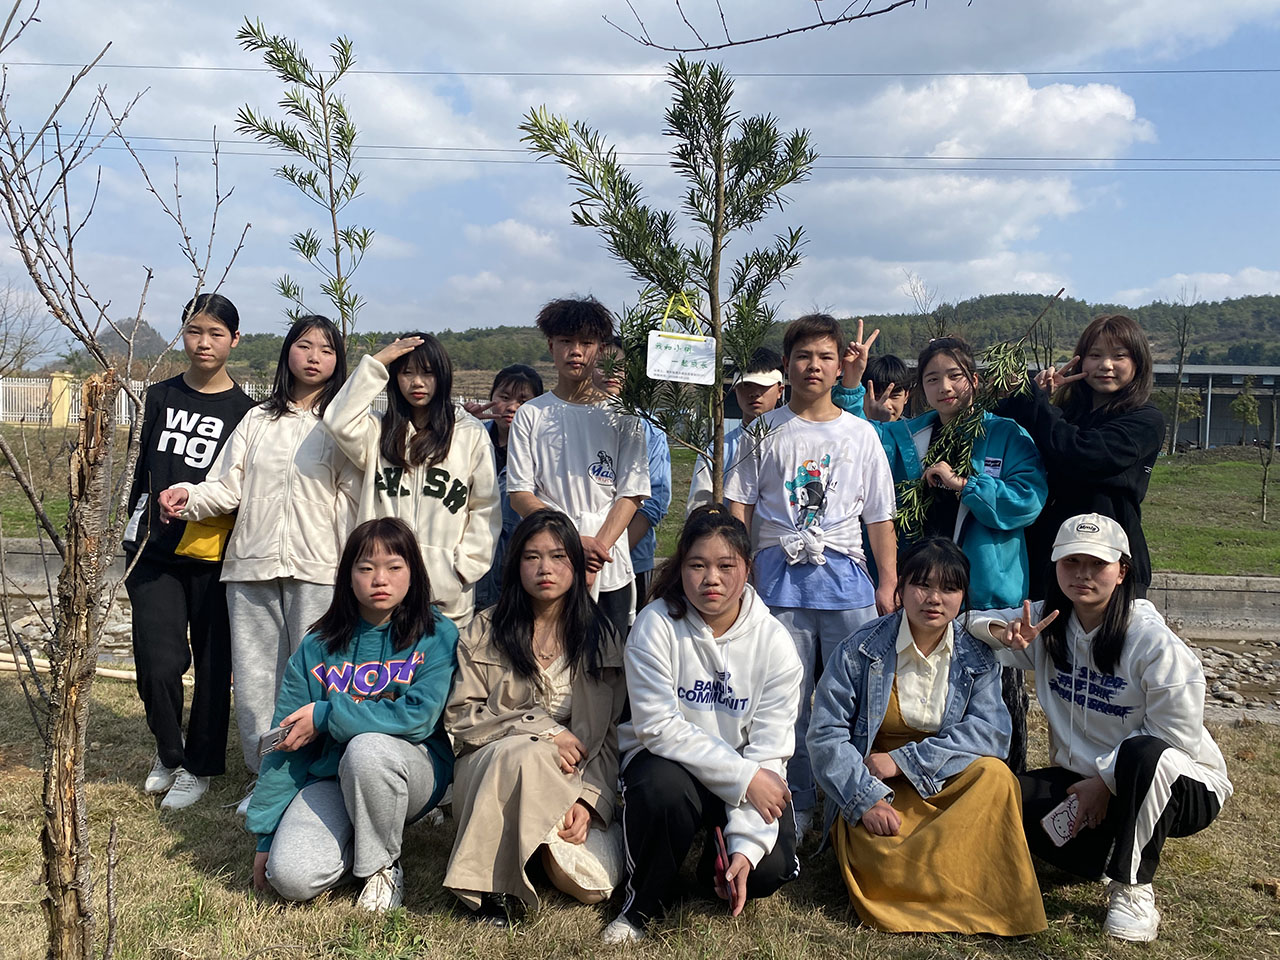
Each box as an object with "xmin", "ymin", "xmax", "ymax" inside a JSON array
[{"xmin": 443, "ymin": 609, "xmax": 626, "ymax": 908}]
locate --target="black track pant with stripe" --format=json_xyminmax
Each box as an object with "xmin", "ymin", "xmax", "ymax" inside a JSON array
[
  {"xmin": 618, "ymin": 750, "xmax": 800, "ymax": 927},
  {"xmin": 126, "ymin": 554, "xmax": 232, "ymax": 778},
  {"xmin": 1018, "ymin": 736, "xmax": 1222, "ymax": 885}
]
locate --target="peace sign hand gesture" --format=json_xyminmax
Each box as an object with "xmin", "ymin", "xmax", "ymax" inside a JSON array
[
  {"xmin": 1034, "ymin": 355, "xmax": 1088, "ymax": 394},
  {"xmin": 841, "ymin": 318, "xmax": 880, "ymax": 388},
  {"xmin": 863, "ymin": 379, "xmax": 896, "ymax": 421},
  {"xmin": 1000, "ymin": 601, "xmax": 1059, "ymax": 651}
]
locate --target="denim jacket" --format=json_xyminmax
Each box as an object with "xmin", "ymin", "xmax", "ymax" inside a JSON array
[{"xmin": 806, "ymin": 610, "xmax": 1011, "ymax": 841}]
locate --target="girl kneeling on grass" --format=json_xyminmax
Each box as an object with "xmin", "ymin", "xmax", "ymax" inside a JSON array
[
  {"xmin": 444, "ymin": 509, "xmax": 626, "ymax": 926},
  {"xmin": 246, "ymin": 517, "xmax": 457, "ymax": 913},
  {"xmin": 603, "ymin": 506, "xmax": 804, "ymax": 945},
  {"xmin": 969, "ymin": 513, "xmax": 1232, "ymax": 943},
  {"xmin": 807, "ymin": 537, "xmax": 1047, "ymax": 936}
]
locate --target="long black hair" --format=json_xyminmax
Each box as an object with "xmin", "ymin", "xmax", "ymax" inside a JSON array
[
  {"xmin": 1042, "ymin": 553, "xmax": 1136, "ymax": 676},
  {"xmin": 648, "ymin": 505, "xmax": 752, "ymax": 621},
  {"xmin": 490, "ymin": 509, "xmax": 608, "ymax": 682},
  {"xmin": 379, "ymin": 332, "xmax": 456, "ymax": 468},
  {"xmin": 892, "ymin": 537, "xmax": 971, "ymax": 610},
  {"xmin": 310, "ymin": 517, "xmax": 437, "ymax": 656},
  {"xmin": 262, "ymin": 315, "xmax": 347, "ymax": 420},
  {"xmin": 914, "ymin": 336, "xmax": 977, "ymax": 419}
]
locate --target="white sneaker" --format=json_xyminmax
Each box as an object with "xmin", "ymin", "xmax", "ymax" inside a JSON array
[
  {"xmin": 144, "ymin": 756, "xmax": 179, "ymax": 794},
  {"xmin": 160, "ymin": 769, "xmax": 210, "ymax": 810},
  {"xmin": 601, "ymin": 915, "xmax": 645, "ymax": 944},
  {"xmin": 235, "ymin": 782, "xmax": 257, "ymax": 818},
  {"xmin": 1104, "ymin": 881, "xmax": 1160, "ymax": 942},
  {"xmin": 356, "ymin": 861, "xmax": 404, "ymax": 913},
  {"xmin": 794, "ymin": 808, "xmax": 815, "ymax": 844}
]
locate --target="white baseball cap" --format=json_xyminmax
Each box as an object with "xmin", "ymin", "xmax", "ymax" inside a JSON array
[
  {"xmin": 734, "ymin": 369, "xmax": 784, "ymax": 388},
  {"xmin": 1051, "ymin": 513, "xmax": 1130, "ymax": 563}
]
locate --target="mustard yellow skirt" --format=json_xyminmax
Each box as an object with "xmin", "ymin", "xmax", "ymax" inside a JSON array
[{"xmin": 833, "ymin": 755, "xmax": 1047, "ymax": 935}]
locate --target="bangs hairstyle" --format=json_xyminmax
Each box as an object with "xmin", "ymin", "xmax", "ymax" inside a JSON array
[
  {"xmin": 649, "ymin": 505, "xmax": 752, "ymax": 620},
  {"xmin": 263, "ymin": 315, "xmax": 347, "ymax": 420},
  {"xmin": 1058, "ymin": 314, "xmax": 1154, "ymax": 417},
  {"xmin": 181, "ymin": 293, "xmax": 240, "ymax": 336},
  {"xmin": 863, "ymin": 354, "xmax": 909, "ymax": 393},
  {"xmin": 783, "ymin": 313, "xmax": 844, "ymax": 360},
  {"xmin": 1042, "ymin": 553, "xmax": 1136, "ymax": 676},
  {"xmin": 492, "ymin": 509, "xmax": 609, "ymax": 682},
  {"xmin": 489, "ymin": 363, "xmax": 543, "ymax": 401},
  {"xmin": 381, "ymin": 332, "xmax": 455, "ymax": 469},
  {"xmin": 535, "ymin": 297, "xmax": 615, "ymax": 343},
  {"xmin": 893, "ymin": 537, "xmax": 971, "ymax": 610},
  {"xmin": 311, "ymin": 517, "xmax": 437, "ymax": 656}
]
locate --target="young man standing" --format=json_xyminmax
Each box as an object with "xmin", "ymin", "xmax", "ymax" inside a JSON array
[
  {"xmin": 593, "ymin": 337, "xmax": 671, "ymax": 611},
  {"xmin": 687, "ymin": 347, "xmax": 786, "ymax": 515},
  {"xmin": 124, "ymin": 294, "xmax": 256, "ymax": 809},
  {"xmin": 725, "ymin": 314, "xmax": 898, "ymax": 842},
  {"xmin": 507, "ymin": 298, "xmax": 650, "ymax": 638}
]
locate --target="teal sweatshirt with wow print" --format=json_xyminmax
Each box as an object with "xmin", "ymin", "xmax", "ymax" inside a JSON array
[
  {"xmin": 833, "ymin": 383, "xmax": 1047, "ymax": 609},
  {"xmin": 246, "ymin": 614, "xmax": 459, "ymax": 851}
]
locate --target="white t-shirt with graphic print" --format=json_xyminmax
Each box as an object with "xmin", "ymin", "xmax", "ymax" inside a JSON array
[
  {"xmin": 506, "ymin": 392, "xmax": 650, "ymax": 592},
  {"xmin": 724, "ymin": 406, "xmax": 895, "ymax": 565}
]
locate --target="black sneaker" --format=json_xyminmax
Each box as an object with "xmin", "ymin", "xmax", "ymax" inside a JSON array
[{"xmin": 475, "ymin": 892, "xmax": 523, "ymax": 927}]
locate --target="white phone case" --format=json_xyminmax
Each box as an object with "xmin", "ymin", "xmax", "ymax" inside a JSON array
[{"xmin": 1040, "ymin": 794, "xmax": 1079, "ymax": 847}]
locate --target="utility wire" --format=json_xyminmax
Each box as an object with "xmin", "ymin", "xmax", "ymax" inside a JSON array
[
  {"xmin": 45, "ymin": 142, "xmax": 1280, "ymax": 172},
  {"xmin": 33, "ymin": 134, "xmax": 1280, "ymax": 165},
  {"xmin": 5, "ymin": 60, "xmax": 1280, "ymax": 79}
]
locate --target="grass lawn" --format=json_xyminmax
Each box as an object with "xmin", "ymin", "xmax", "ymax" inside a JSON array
[
  {"xmin": 1144, "ymin": 451, "xmax": 1280, "ymax": 576},
  {"xmin": 1, "ymin": 677, "xmax": 1277, "ymax": 959}
]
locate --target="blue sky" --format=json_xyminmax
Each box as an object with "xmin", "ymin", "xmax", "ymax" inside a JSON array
[{"xmin": 4, "ymin": 1, "xmax": 1280, "ymax": 340}]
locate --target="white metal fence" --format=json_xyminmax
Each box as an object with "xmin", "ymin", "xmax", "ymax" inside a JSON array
[{"xmin": 0, "ymin": 376, "xmax": 397, "ymax": 425}]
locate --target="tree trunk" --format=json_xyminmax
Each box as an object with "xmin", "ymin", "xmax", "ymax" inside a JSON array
[
  {"xmin": 40, "ymin": 373, "xmax": 118, "ymax": 960},
  {"xmin": 708, "ymin": 136, "xmax": 727, "ymax": 506},
  {"xmin": 1167, "ymin": 352, "xmax": 1185, "ymax": 455},
  {"xmin": 1263, "ymin": 393, "xmax": 1277, "ymax": 524}
]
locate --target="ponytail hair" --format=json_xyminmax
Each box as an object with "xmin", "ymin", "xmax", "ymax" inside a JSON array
[{"xmin": 648, "ymin": 505, "xmax": 752, "ymax": 620}]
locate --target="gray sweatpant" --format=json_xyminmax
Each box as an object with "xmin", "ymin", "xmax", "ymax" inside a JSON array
[
  {"xmin": 226, "ymin": 578, "xmax": 333, "ymax": 773},
  {"xmin": 265, "ymin": 733, "xmax": 439, "ymax": 902}
]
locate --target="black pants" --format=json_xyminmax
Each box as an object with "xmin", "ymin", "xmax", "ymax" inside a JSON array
[
  {"xmin": 125, "ymin": 555, "xmax": 232, "ymax": 777},
  {"xmin": 1019, "ymin": 736, "xmax": 1221, "ymax": 885},
  {"xmin": 632, "ymin": 569, "xmax": 652, "ymax": 615},
  {"xmin": 598, "ymin": 584, "xmax": 633, "ymax": 643},
  {"xmin": 618, "ymin": 750, "xmax": 800, "ymax": 926}
]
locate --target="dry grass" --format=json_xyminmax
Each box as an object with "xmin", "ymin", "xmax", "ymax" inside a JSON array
[{"xmin": 1, "ymin": 678, "xmax": 1278, "ymax": 960}]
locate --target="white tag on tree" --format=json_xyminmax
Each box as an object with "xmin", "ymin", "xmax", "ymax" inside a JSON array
[{"xmin": 646, "ymin": 329, "xmax": 717, "ymax": 385}]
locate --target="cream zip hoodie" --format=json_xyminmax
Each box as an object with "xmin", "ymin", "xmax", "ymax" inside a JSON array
[
  {"xmin": 619, "ymin": 585, "xmax": 803, "ymax": 866},
  {"xmin": 173, "ymin": 403, "xmax": 358, "ymax": 585},
  {"xmin": 968, "ymin": 599, "xmax": 1231, "ymax": 801},
  {"xmin": 323, "ymin": 355, "xmax": 500, "ymax": 626}
]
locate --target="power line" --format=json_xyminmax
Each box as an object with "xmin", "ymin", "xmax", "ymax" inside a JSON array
[
  {"xmin": 55, "ymin": 142, "xmax": 1280, "ymax": 172},
  {"xmin": 48, "ymin": 134, "xmax": 1280, "ymax": 165},
  {"xmin": 5, "ymin": 60, "xmax": 1280, "ymax": 79}
]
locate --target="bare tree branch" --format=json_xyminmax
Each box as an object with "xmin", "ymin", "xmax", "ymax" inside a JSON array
[{"xmin": 605, "ymin": 0, "xmax": 925, "ymax": 52}]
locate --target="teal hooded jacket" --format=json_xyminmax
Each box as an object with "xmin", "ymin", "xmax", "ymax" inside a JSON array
[
  {"xmin": 247, "ymin": 614, "xmax": 458, "ymax": 851},
  {"xmin": 833, "ymin": 384, "xmax": 1047, "ymax": 609}
]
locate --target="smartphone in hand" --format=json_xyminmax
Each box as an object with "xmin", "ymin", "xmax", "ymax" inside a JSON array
[
  {"xmin": 257, "ymin": 722, "xmax": 296, "ymax": 758},
  {"xmin": 1040, "ymin": 794, "xmax": 1079, "ymax": 847}
]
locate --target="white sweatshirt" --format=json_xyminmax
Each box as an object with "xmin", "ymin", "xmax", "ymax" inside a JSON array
[
  {"xmin": 619, "ymin": 585, "xmax": 803, "ymax": 866},
  {"xmin": 174, "ymin": 403, "xmax": 359, "ymax": 585},
  {"xmin": 968, "ymin": 599, "xmax": 1232, "ymax": 801},
  {"xmin": 323, "ymin": 355, "xmax": 501, "ymax": 627}
]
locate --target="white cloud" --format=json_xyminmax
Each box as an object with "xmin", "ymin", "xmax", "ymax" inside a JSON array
[
  {"xmin": 1115, "ymin": 268, "xmax": 1280, "ymax": 305},
  {"xmin": 463, "ymin": 219, "xmax": 558, "ymax": 259}
]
